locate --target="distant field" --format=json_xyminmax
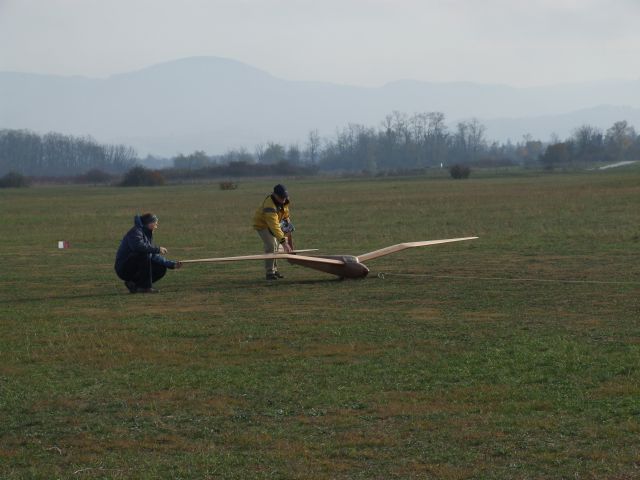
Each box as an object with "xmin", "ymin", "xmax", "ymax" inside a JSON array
[{"xmin": 1, "ymin": 171, "xmax": 639, "ymax": 479}]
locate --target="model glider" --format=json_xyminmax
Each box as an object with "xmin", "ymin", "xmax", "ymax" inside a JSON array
[{"xmin": 181, "ymin": 237, "xmax": 478, "ymax": 279}]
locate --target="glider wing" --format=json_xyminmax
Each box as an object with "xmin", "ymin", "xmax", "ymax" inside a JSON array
[
  {"xmin": 357, "ymin": 237, "xmax": 478, "ymax": 262},
  {"xmin": 181, "ymin": 253, "xmax": 343, "ymax": 265}
]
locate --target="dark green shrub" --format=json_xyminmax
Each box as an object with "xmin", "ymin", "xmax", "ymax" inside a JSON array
[
  {"xmin": 119, "ymin": 166, "xmax": 165, "ymax": 187},
  {"xmin": 449, "ymin": 164, "xmax": 471, "ymax": 179},
  {"xmin": 0, "ymin": 171, "xmax": 30, "ymax": 188}
]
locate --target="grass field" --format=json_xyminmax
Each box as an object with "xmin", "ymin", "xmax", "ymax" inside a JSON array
[{"xmin": 1, "ymin": 171, "xmax": 639, "ymax": 479}]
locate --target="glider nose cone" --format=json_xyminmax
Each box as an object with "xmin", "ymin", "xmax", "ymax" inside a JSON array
[
  {"xmin": 339, "ymin": 256, "xmax": 369, "ymax": 279},
  {"xmin": 348, "ymin": 262, "xmax": 370, "ymax": 279}
]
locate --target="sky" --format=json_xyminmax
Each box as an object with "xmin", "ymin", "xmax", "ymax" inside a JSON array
[{"xmin": 0, "ymin": 0, "xmax": 638, "ymax": 87}]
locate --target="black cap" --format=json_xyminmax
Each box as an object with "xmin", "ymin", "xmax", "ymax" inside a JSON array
[{"xmin": 273, "ymin": 184, "xmax": 288, "ymax": 199}]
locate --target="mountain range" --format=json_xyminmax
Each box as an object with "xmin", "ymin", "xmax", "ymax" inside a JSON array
[{"xmin": 1, "ymin": 56, "xmax": 639, "ymax": 156}]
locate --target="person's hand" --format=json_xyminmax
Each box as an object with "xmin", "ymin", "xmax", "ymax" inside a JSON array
[
  {"xmin": 282, "ymin": 242, "xmax": 292, "ymax": 253},
  {"xmin": 174, "ymin": 261, "xmax": 182, "ymax": 269},
  {"xmin": 159, "ymin": 247, "xmax": 168, "ymax": 255}
]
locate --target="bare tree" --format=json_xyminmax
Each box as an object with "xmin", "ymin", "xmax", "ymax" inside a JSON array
[
  {"xmin": 286, "ymin": 144, "xmax": 301, "ymax": 165},
  {"xmin": 467, "ymin": 118, "xmax": 487, "ymax": 163},
  {"xmin": 605, "ymin": 120, "xmax": 636, "ymax": 161},
  {"xmin": 572, "ymin": 125, "xmax": 603, "ymax": 162},
  {"xmin": 254, "ymin": 143, "xmax": 265, "ymax": 164},
  {"xmin": 305, "ymin": 129, "xmax": 321, "ymax": 165},
  {"xmin": 427, "ymin": 112, "xmax": 448, "ymax": 166}
]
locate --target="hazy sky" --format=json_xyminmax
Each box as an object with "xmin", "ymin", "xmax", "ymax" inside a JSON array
[{"xmin": 0, "ymin": 0, "xmax": 638, "ymax": 87}]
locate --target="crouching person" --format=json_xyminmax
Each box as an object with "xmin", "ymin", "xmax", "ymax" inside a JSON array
[{"xmin": 114, "ymin": 213, "xmax": 182, "ymax": 293}]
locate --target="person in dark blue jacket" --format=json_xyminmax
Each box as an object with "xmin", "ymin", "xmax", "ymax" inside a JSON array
[{"xmin": 115, "ymin": 213, "xmax": 181, "ymax": 293}]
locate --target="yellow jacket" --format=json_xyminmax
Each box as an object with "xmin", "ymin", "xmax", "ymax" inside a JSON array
[{"xmin": 253, "ymin": 195, "xmax": 290, "ymax": 243}]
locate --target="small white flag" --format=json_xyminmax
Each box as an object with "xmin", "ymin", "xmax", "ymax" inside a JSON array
[{"xmin": 58, "ymin": 241, "xmax": 70, "ymax": 249}]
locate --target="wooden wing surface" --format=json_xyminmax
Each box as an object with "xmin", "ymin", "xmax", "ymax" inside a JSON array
[
  {"xmin": 181, "ymin": 252, "xmax": 343, "ymax": 265},
  {"xmin": 357, "ymin": 237, "xmax": 478, "ymax": 262}
]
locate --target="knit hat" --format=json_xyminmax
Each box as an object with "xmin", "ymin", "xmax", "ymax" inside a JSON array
[
  {"xmin": 273, "ymin": 184, "xmax": 288, "ymax": 199},
  {"xmin": 140, "ymin": 213, "xmax": 158, "ymax": 225}
]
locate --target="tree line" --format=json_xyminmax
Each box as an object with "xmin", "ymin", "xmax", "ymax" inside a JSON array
[
  {"xmin": 168, "ymin": 113, "xmax": 639, "ymax": 173},
  {"xmin": 540, "ymin": 121, "xmax": 639, "ymax": 169},
  {"xmin": 0, "ymin": 129, "xmax": 137, "ymax": 176},
  {"xmin": 2, "ymin": 113, "xmax": 638, "ymax": 178}
]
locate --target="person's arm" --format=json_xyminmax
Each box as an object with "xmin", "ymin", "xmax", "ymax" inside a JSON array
[
  {"xmin": 282, "ymin": 204, "xmax": 293, "ymax": 251},
  {"xmin": 263, "ymin": 209, "xmax": 293, "ymax": 252},
  {"xmin": 263, "ymin": 208, "xmax": 287, "ymax": 244},
  {"xmin": 151, "ymin": 253, "xmax": 182, "ymax": 269},
  {"xmin": 283, "ymin": 204, "xmax": 291, "ymax": 223},
  {"xmin": 126, "ymin": 229, "xmax": 160, "ymax": 254}
]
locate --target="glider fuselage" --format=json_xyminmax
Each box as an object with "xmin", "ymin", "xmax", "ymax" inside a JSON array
[{"xmin": 286, "ymin": 255, "xmax": 370, "ymax": 279}]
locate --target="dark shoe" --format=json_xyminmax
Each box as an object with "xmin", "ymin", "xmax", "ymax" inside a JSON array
[
  {"xmin": 136, "ymin": 287, "xmax": 159, "ymax": 293},
  {"xmin": 274, "ymin": 271, "xmax": 285, "ymax": 278},
  {"xmin": 124, "ymin": 281, "xmax": 137, "ymax": 293},
  {"xmin": 266, "ymin": 273, "xmax": 279, "ymax": 280}
]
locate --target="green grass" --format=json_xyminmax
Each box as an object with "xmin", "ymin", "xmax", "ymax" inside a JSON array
[{"xmin": 1, "ymin": 171, "xmax": 640, "ymax": 479}]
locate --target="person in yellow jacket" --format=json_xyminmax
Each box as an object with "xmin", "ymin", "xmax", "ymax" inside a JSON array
[{"xmin": 253, "ymin": 184, "xmax": 293, "ymax": 280}]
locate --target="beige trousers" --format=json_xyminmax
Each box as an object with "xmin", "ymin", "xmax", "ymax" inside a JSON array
[{"xmin": 257, "ymin": 229, "xmax": 278, "ymax": 274}]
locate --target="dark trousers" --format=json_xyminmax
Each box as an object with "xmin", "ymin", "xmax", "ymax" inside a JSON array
[{"xmin": 116, "ymin": 254, "xmax": 167, "ymax": 288}]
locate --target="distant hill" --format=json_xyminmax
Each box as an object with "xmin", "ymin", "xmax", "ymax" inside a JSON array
[{"xmin": 1, "ymin": 56, "xmax": 639, "ymax": 155}]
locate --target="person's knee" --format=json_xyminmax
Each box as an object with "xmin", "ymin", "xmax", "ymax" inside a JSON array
[{"xmin": 152, "ymin": 264, "xmax": 168, "ymax": 281}]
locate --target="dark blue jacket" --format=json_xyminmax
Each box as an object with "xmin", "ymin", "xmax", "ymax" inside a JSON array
[{"xmin": 114, "ymin": 215, "xmax": 176, "ymax": 273}]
